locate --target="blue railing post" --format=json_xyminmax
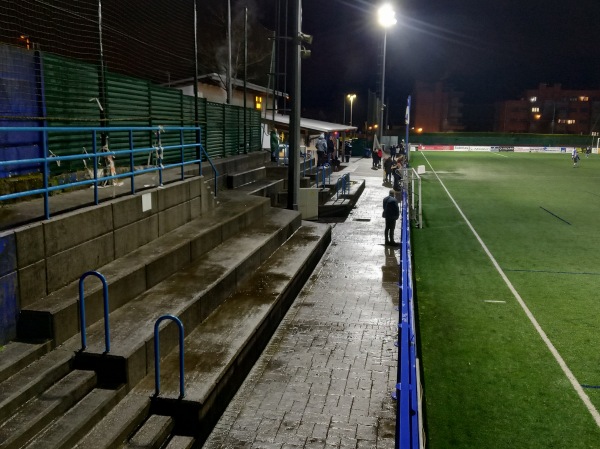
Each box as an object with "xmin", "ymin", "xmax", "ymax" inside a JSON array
[
  {"xmin": 153, "ymin": 314, "xmax": 185, "ymax": 399},
  {"xmin": 78, "ymin": 270, "xmax": 111, "ymax": 353},
  {"xmin": 129, "ymin": 130, "xmax": 136, "ymax": 194},
  {"xmin": 92, "ymin": 130, "xmax": 99, "ymax": 204},
  {"xmin": 180, "ymin": 129, "xmax": 185, "ymax": 180},
  {"xmin": 42, "ymin": 128, "xmax": 50, "ymax": 220}
]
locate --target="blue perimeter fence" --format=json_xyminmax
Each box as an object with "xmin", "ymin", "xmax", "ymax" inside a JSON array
[
  {"xmin": 395, "ymin": 188, "xmax": 422, "ymax": 449},
  {"xmin": 0, "ymin": 126, "xmax": 217, "ymax": 220}
]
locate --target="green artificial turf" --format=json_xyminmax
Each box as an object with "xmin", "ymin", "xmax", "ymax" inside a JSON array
[{"xmin": 411, "ymin": 151, "xmax": 600, "ymax": 448}]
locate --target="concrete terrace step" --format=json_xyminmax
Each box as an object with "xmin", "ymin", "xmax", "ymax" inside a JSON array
[
  {"xmin": 0, "ymin": 369, "xmax": 96, "ymax": 449},
  {"xmin": 226, "ymin": 166, "xmax": 267, "ymax": 189},
  {"xmin": 73, "ymin": 392, "xmax": 151, "ymax": 449},
  {"xmin": 0, "ymin": 345, "xmax": 76, "ymax": 423},
  {"xmin": 17, "ymin": 193, "xmax": 272, "ymax": 346},
  {"xmin": 164, "ymin": 435, "xmax": 195, "ymax": 449},
  {"xmin": 72, "ymin": 207, "xmax": 303, "ymax": 387},
  {"xmin": 0, "ymin": 340, "xmax": 52, "ymax": 384},
  {"xmin": 23, "ymin": 385, "xmax": 127, "ymax": 449},
  {"xmin": 128, "ymin": 221, "xmax": 332, "ymax": 444},
  {"xmin": 232, "ymin": 178, "xmax": 285, "ymax": 206},
  {"xmin": 124, "ymin": 414, "xmax": 174, "ymax": 449},
  {"xmin": 66, "ymin": 221, "xmax": 330, "ymax": 448}
]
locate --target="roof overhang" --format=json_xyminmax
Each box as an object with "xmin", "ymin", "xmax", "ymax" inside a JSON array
[
  {"xmin": 169, "ymin": 73, "xmax": 288, "ymax": 99},
  {"xmin": 264, "ymin": 113, "xmax": 357, "ymax": 134}
]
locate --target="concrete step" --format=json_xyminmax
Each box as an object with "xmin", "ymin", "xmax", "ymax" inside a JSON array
[
  {"xmin": 0, "ymin": 340, "xmax": 52, "ymax": 383},
  {"xmin": 0, "ymin": 345, "xmax": 76, "ymax": 422},
  {"xmin": 73, "ymin": 392, "xmax": 151, "ymax": 449},
  {"xmin": 0, "ymin": 369, "xmax": 96, "ymax": 449},
  {"xmin": 23, "ymin": 385, "xmax": 127, "ymax": 449},
  {"xmin": 72, "ymin": 207, "xmax": 303, "ymax": 387},
  {"xmin": 17, "ymin": 193, "xmax": 271, "ymax": 346},
  {"xmin": 124, "ymin": 414, "xmax": 174, "ymax": 449},
  {"xmin": 226, "ymin": 166, "xmax": 267, "ymax": 189},
  {"xmin": 64, "ymin": 221, "xmax": 330, "ymax": 448},
  {"xmin": 232, "ymin": 178, "xmax": 285, "ymax": 206},
  {"xmin": 129, "ymin": 221, "xmax": 332, "ymax": 444},
  {"xmin": 164, "ymin": 435, "xmax": 195, "ymax": 449}
]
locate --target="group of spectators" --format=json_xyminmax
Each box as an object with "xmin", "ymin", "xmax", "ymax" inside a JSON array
[{"xmin": 315, "ymin": 133, "xmax": 352, "ymax": 169}]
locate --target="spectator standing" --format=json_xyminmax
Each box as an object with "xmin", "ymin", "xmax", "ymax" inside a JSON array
[
  {"xmin": 392, "ymin": 161, "xmax": 403, "ymax": 192},
  {"xmin": 327, "ymin": 136, "xmax": 335, "ymax": 163},
  {"xmin": 383, "ymin": 156, "xmax": 393, "ymax": 183},
  {"xmin": 377, "ymin": 148, "xmax": 383, "ymax": 168},
  {"xmin": 400, "ymin": 139, "xmax": 407, "ymax": 156},
  {"xmin": 344, "ymin": 140, "xmax": 352, "ymax": 163},
  {"xmin": 270, "ymin": 128, "xmax": 280, "ymax": 163},
  {"xmin": 382, "ymin": 189, "xmax": 400, "ymax": 246},
  {"xmin": 316, "ymin": 133, "xmax": 327, "ymax": 166},
  {"xmin": 390, "ymin": 144, "xmax": 397, "ymax": 161}
]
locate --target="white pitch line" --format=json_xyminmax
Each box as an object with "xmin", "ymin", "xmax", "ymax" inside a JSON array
[
  {"xmin": 483, "ymin": 300, "xmax": 506, "ymax": 303},
  {"xmin": 421, "ymin": 152, "xmax": 600, "ymax": 428}
]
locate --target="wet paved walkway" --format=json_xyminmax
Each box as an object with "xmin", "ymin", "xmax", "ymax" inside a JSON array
[{"xmin": 204, "ymin": 157, "xmax": 399, "ymax": 448}]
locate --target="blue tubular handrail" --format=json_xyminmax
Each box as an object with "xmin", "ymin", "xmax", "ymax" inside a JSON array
[
  {"xmin": 153, "ymin": 314, "xmax": 185, "ymax": 399},
  {"xmin": 78, "ymin": 271, "xmax": 110, "ymax": 353},
  {"xmin": 394, "ymin": 189, "xmax": 420, "ymax": 449},
  {"xmin": 0, "ymin": 126, "xmax": 218, "ymax": 219}
]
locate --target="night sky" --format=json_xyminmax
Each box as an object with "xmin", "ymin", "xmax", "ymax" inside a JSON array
[{"xmin": 262, "ymin": 0, "xmax": 600, "ymax": 130}]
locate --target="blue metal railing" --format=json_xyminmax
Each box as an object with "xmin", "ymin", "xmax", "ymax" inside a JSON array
[
  {"xmin": 316, "ymin": 163, "xmax": 331, "ymax": 189},
  {"xmin": 301, "ymin": 150, "xmax": 314, "ymax": 177},
  {"xmin": 335, "ymin": 173, "xmax": 350, "ymax": 200},
  {"xmin": 153, "ymin": 314, "xmax": 185, "ymax": 399},
  {"xmin": 394, "ymin": 189, "xmax": 421, "ymax": 449},
  {"xmin": 0, "ymin": 126, "xmax": 218, "ymax": 220},
  {"xmin": 78, "ymin": 271, "xmax": 110, "ymax": 353}
]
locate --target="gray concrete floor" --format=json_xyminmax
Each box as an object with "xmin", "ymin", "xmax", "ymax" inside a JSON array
[{"xmin": 204, "ymin": 157, "xmax": 399, "ymax": 449}]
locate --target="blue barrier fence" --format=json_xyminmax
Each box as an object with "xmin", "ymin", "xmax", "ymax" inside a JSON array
[
  {"xmin": 395, "ymin": 189, "xmax": 421, "ymax": 449},
  {"xmin": 0, "ymin": 126, "xmax": 218, "ymax": 220}
]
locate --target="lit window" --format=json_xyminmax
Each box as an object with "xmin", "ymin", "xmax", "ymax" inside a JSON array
[
  {"xmin": 255, "ymin": 96, "xmax": 263, "ymax": 110},
  {"xmin": 530, "ymin": 96, "xmax": 537, "ymax": 102},
  {"xmin": 532, "ymin": 107, "xmax": 539, "ymax": 113},
  {"xmin": 579, "ymin": 96, "xmax": 589, "ymax": 102},
  {"xmin": 534, "ymin": 114, "xmax": 541, "ymax": 120},
  {"xmin": 567, "ymin": 119, "xmax": 576, "ymax": 125}
]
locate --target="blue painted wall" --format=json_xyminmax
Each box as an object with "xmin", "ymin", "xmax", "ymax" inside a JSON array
[
  {"xmin": 0, "ymin": 233, "xmax": 18, "ymax": 343},
  {"xmin": 0, "ymin": 45, "xmax": 43, "ymax": 178}
]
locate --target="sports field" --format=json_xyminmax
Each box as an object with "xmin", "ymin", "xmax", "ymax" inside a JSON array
[{"xmin": 410, "ymin": 150, "xmax": 600, "ymax": 448}]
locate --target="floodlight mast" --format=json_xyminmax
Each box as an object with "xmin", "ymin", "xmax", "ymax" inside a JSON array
[{"xmin": 377, "ymin": 3, "xmax": 397, "ymax": 145}]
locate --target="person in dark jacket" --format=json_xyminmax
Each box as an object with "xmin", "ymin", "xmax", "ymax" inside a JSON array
[{"xmin": 382, "ymin": 189, "xmax": 400, "ymax": 246}]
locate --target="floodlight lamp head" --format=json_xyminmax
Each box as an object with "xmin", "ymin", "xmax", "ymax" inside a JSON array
[
  {"xmin": 299, "ymin": 32, "xmax": 313, "ymax": 45},
  {"xmin": 300, "ymin": 46, "xmax": 312, "ymax": 59},
  {"xmin": 378, "ymin": 3, "xmax": 397, "ymax": 28}
]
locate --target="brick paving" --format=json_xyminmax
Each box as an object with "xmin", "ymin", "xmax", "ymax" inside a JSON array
[{"xmin": 204, "ymin": 157, "xmax": 399, "ymax": 449}]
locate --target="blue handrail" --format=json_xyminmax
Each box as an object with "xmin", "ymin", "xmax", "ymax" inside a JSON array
[
  {"xmin": 153, "ymin": 314, "xmax": 185, "ymax": 399},
  {"xmin": 301, "ymin": 150, "xmax": 314, "ymax": 177},
  {"xmin": 316, "ymin": 164, "xmax": 331, "ymax": 189},
  {"xmin": 394, "ymin": 188, "xmax": 421, "ymax": 449},
  {"xmin": 335, "ymin": 173, "xmax": 350, "ymax": 200},
  {"xmin": 0, "ymin": 126, "xmax": 217, "ymax": 219},
  {"xmin": 78, "ymin": 271, "xmax": 110, "ymax": 353}
]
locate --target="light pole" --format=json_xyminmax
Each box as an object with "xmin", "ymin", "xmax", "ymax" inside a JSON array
[
  {"xmin": 347, "ymin": 94, "xmax": 356, "ymax": 126},
  {"xmin": 378, "ymin": 3, "xmax": 396, "ymax": 145}
]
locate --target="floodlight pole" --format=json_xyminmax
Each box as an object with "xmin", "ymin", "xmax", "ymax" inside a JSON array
[
  {"xmin": 379, "ymin": 29, "xmax": 387, "ymax": 146},
  {"xmin": 287, "ymin": 0, "xmax": 301, "ymax": 211}
]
